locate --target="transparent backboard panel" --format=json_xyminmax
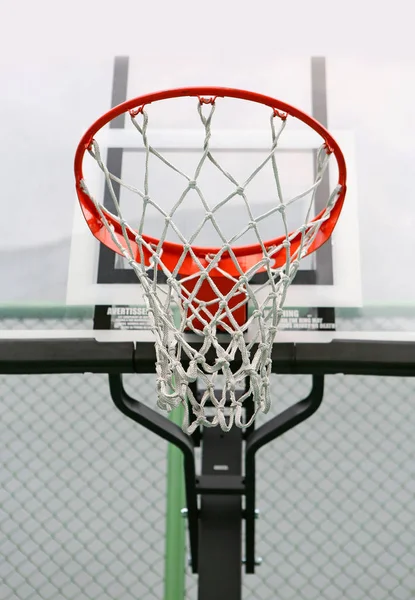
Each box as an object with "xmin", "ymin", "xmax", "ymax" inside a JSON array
[{"xmin": 1, "ymin": 48, "xmax": 415, "ymax": 342}]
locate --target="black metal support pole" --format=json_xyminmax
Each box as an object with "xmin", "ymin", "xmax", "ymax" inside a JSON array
[
  {"xmin": 107, "ymin": 375, "xmax": 199, "ymax": 571},
  {"xmin": 244, "ymin": 375, "xmax": 325, "ymax": 573},
  {"xmin": 198, "ymin": 425, "xmax": 243, "ymax": 600},
  {"xmin": 107, "ymin": 373, "xmax": 326, "ymax": 590}
]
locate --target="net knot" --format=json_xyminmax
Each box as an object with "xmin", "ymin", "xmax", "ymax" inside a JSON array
[
  {"xmin": 231, "ymin": 397, "xmax": 242, "ymax": 408},
  {"xmin": 227, "ymin": 378, "xmax": 237, "ymax": 392},
  {"xmin": 188, "ymin": 180, "xmax": 197, "ymax": 189},
  {"xmin": 236, "ymin": 186, "xmax": 245, "ymax": 195},
  {"xmin": 150, "ymin": 254, "xmax": 161, "ymax": 267},
  {"xmin": 268, "ymin": 292, "xmax": 279, "ymax": 301},
  {"xmin": 216, "ymin": 352, "xmax": 231, "ymax": 367},
  {"xmin": 203, "ymin": 325, "xmax": 215, "ymax": 337}
]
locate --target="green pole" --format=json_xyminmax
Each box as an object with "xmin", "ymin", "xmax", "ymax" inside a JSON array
[{"xmin": 164, "ymin": 404, "xmax": 186, "ymax": 600}]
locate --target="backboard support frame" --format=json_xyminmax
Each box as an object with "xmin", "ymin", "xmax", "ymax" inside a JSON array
[
  {"xmin": 1, "ymin": 337, "xmax": 415, "ymax": 599},
  {"xmin": 2, "ymin": 339, "xmax": 415, "ymax": 376}
]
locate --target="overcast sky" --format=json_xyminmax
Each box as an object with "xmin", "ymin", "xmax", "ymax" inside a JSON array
[{"xmin": 1, "ymin": 0, "xmax": 415, "ymax": 305}]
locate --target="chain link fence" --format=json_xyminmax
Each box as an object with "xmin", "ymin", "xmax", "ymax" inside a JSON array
[{"xmin": 1, "ymin": 320, "xmax": 415, "ymax": 599}]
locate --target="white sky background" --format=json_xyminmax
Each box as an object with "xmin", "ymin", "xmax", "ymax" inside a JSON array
[
  {"xmin": 1, "ymin": 0, "xmax": 415, "ymax": 305},
  {"xmin": 2, "ymin": 0, "xmax": 415, "ymax": 60}
]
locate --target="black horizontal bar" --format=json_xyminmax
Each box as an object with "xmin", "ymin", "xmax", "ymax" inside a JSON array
[
  {"xmin": 196, "ymin": 475, "xmax": 246, "ymax": 495},
  {"xmin": 0, "ymin": 339, "xmax": 415, "ymax": 376},
  {"xmin": 133, "ymin": 342, "xmax": 296, "ymax": 372},
  {"xmin": 293, "ymin": 340, "xmax": 415, "ymax": 376},
  {"xmin": 0, "ymin": 339, "xmax": 135, "ymax": 374},
  {"xmin": 135, "ymin": 340, "xmax": 415, "ymax": 376}
]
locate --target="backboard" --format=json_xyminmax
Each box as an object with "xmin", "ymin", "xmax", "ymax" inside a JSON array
[{"xmin": 1, "ymin": 47, "xmax": 414, "ymax": 346}]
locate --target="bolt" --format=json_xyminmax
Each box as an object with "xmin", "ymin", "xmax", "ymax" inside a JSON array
[
  {"xmin": 242, "ymin": 556, "xmax": 263, "ymax": 566},
  {"xmin": 254, "ymin": 509, "xmax": 260, "ymax": 519},
  {"xmin": 180, "ymin": 508, "xmax": 188, "ymax": 518},
  {"xmin": 187, "ymin": 554, "xmax": 192, "ymax": 567}
]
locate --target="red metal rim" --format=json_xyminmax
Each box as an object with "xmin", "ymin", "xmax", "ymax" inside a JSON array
[{"xmin": 74, "ymin": 86, "xmax": 347, "ymax": 276}]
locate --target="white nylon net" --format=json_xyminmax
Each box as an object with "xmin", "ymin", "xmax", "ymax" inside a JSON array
[{"xmin": 80, "ymin": 99, "xmax": 342, "ymax": 433}]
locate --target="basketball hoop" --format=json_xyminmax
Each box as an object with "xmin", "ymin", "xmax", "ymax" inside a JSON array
[{"xmin": 74, "ymin": 86, "xmax": 346, "ymax": 433}]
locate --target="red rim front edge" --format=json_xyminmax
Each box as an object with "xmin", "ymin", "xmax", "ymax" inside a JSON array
[{"xmin": 74, "ymin": 86, "xmax": 347, "ymax": 277}]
